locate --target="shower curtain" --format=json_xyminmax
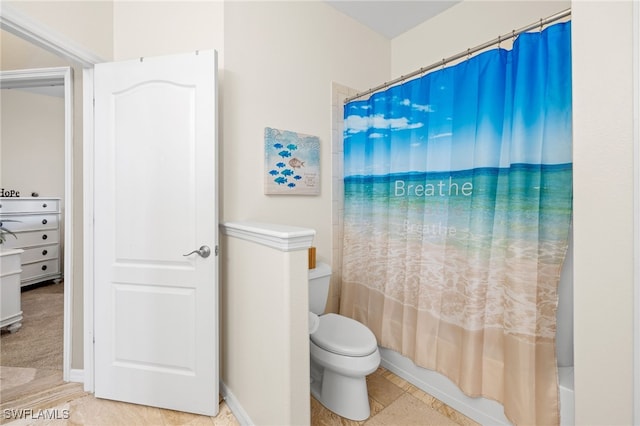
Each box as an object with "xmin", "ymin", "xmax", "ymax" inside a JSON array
[{"xmin": 340, "ymin": 22, "xmax": 572, "ymax": 426}]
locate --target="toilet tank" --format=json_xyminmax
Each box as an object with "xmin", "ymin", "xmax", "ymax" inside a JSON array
[{"xmin": 308, "ymin": 262, "xmax": 331, "ymax": 315}]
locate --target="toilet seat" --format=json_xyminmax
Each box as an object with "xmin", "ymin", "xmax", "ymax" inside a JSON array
[{"xmin": 311, "ymin": 313, "xmax": 377, "ymax": 357}]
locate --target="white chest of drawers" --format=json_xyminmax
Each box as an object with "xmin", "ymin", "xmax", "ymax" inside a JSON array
[
  {"xmin": 0, "ymin": 197, "xmax": 62, "ymax": 287},
  {"xmin": 0, "ymin": 248, "xmax": 24, "ymax": 332}
]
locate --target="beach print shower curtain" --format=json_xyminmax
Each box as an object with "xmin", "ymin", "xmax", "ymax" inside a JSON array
[{"xmin": 341, "ymin": 22, "xmax": 572, "ymax": 426}]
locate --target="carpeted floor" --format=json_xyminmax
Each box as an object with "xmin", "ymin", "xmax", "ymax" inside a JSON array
[{"xmin": 0, "ymin": 281, "xmax": 63, "ymax": 370}]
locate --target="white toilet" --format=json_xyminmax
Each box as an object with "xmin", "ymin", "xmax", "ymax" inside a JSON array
[{"xmin": 308, "ymin": 262, "xmax": 380, "ymax": 421}]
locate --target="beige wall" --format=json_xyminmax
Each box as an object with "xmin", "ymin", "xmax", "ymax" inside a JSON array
[
  {"xmin": 391, "ymin": 1, "xmax": 569, "ymax": 77},
  {"xmin": 0, "ymin": 89, "xmax": 65, "ymax": 197},
  {"xmin": 0, "ymin": 30, "xmax": 68, "ymax": 70},
  {"xmin": 222, "ymin": 1, "xmax": 390, "ymax": 264},
  {"xmin": 0, "ymin": 88, "xmax": 66, "ymax": 292},
  {"xmin": 3, "ymin": 1, "xmax": 114, "ymax": 62},
  {"xmin": 112, "ymin": 1, "xmax": 224, "ymax": 64},
  {"xmin": 572, "ymin": 2, "xmax": 635, "ymax": 424},
  {"xmin": 220, "ymin": 225, "xmax": 311, "ymax": 425}
]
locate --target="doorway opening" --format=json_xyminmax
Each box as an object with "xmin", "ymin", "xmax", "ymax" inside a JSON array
[
  {"xmin": 0, "ymin": 66, "xmax": 73, "ymax": 382},
  {"xmin": 1, "ymin": 2, "xmax": 102, "ymax": 387}
]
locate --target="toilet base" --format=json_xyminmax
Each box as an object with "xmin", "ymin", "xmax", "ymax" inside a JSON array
[{"xmin": 311, "ymin": 366, "xmax": 371, "ymax": 421}]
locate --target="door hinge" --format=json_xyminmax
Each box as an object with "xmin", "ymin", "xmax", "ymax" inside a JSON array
[{"xmin": 215, "ymin": 245, "xmax": 219, "ymax": 256}]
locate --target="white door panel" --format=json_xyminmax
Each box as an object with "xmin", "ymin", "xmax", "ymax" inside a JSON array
[{"xmin": 93, "ymin": 51, "xmax": 218, "ymax": 416}]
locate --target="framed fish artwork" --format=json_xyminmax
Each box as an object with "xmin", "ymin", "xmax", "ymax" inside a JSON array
[{"xmin": 264, "ymin": 127, "xmax": 320, "ymax": 195}]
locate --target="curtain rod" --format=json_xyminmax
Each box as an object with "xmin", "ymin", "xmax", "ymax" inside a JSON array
[{"xmin": 344, "ymin": 8, "xmax": 571, "ymax": 104}]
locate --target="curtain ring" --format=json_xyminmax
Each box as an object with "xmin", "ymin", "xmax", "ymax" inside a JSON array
[
  {"xmin": 540, "ymin": 18, "xmax": 544, "ymax": 31},
  {"xmin": 497, "ymin": 35, "xmax": 501, "ymax": 48},
  {"xmin": 441, "ymin": 58, "xmax": 446, "ymax": 69},
  {"xmin": 466, "ymin": 48, "xmax": 471, "ymax": 61}
]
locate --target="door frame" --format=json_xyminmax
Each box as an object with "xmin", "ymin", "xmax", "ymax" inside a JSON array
[
  {"xmin": 0, "ymin": 66, "xmax": 73, "ymax": 380},
  {"xmin": 82, "ymin": 67, "xmax": 95, "ymax": 392},
  {"xmin": 0, "ymin": 4, "xmax": 103, "ymax": 68},
  {"xmin": 633, "ymin": 2, "xmax": 640, "ymax": 423},
  {"xmin": 1, "ymin": 3, "xmax": 101, "ymax": 385}
]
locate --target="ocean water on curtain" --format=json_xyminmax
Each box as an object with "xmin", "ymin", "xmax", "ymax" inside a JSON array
[
  {"xmin": 343, "ymin": 163, "xmax": 572, "ymax": 335},
  {"xmin": 345, "ymin": 164, "xmax": 572, "ymax": 249}
]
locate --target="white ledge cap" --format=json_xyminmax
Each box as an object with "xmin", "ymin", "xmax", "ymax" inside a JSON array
[{"xmin": 220, "ymin": 221, "xmax": 315, "ymax": 252}]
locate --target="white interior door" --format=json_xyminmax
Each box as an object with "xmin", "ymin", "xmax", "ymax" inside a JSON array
[{"xmin": 93, "ymin": 51, "xmax": 218, "ymax": 416}]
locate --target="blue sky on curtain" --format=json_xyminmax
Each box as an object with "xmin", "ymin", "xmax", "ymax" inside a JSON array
[{"xmin": 340, "ymin": 22, "xmax": 572, "ymax": 425}]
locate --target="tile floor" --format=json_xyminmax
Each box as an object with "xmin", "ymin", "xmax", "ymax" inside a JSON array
[
  {"xmin": 1, "ymin": 366, "xmax": 478, "ymax": 425},
  {"xmin": 311, "ymin": 367, "xmax": 480, "ymax": 426}
]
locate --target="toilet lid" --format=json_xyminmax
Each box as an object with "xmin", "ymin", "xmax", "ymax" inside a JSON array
[{"xmin": 311, "ymin": 313, "xmax": 378, "ymax": 357}]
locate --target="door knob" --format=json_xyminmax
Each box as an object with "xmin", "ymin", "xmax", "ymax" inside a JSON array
[{"xmin": 183, "ymin": 245, "xmax": 211, "ymax": 258}]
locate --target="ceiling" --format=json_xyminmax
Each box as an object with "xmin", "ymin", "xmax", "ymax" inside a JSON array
[{"xmin": 325, "ymin": 1, "xmax": 460, "ymax": 39}]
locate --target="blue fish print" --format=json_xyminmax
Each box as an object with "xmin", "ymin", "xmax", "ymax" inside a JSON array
[
  {"xmin": 274, "ymin": 176, "xmax": 287, "ymax": 185},
  {"xmin": 273, "ymin": 143, "xmax": 283, "ymax": 149},
  {"xmin": 276, "ymin": 162, "xmax": 286, "ymax": 168},
  {"xmin": 287, "ymin": 183, "xmax": 296, "ymax": 188},
  {"xmin": 294, "ymin": 175, "xmax": 302, "ymax": 180},
  {"xmin": 281, "ymin": 169, "xmax": 294, "ymax": 176},
  {"xmin": 269, "ymin": 170, "xmax": 279, "ymax": 176},
  {"xmin": 279, "ymin": 150, "xmax": 292, "ymax": 158},
  {"xmin": 287, "ymin": 144, "xmax": 297, "ymax": 151}
]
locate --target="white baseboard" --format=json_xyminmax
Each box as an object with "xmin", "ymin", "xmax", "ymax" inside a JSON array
[
  {"xmin": 379, "ymin": 347, "xmax": 511, "ymax": 426},
  {"xmin": 381, "ymin": 347, "xmax": 575, "ymax": 426},
  {"xmin": 65, "ymin": 370, "xmax": 257, "ymax": 424},
  {"xmin": 219, "ymin": 380, "xmax": 253, "ymax": 426},
  {"xmin": 68, "ymin": 368, "xmax": 84, "ymax": 383}
]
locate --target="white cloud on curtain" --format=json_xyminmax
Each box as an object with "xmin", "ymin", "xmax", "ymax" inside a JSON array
[{"xmin": 340, "ymin": 21, "xmax": 572, "ymax": 426}]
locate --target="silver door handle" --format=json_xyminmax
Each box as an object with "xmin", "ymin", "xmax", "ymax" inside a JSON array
[{"xmin": 183, "ymin": 245, "xmax": 211, "ymax": 258}]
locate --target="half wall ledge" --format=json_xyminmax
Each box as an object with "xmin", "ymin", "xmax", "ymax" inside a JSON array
[{"xmin": 220, "ymin": 221, "xmax": 315, "ymax": 252}]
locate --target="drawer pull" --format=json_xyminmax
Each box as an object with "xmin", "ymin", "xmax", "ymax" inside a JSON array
[
  {"xmin": 42, "ymin": 234, "xmax": 48, "ymax": 240},
  {"xmin": 42, "ymin": 219, "xmax": 48, "ymax": 225},
  {"xmin": 42, "ymin": 203, "xmax": 48, "ymax": 208},
  {"xmin": 42, "ymin": 249, "xmax": 48, "ymax": 256},
  {"xmin": 41, "ymin": 265, "xmax": 48, "ymax": 271}
]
